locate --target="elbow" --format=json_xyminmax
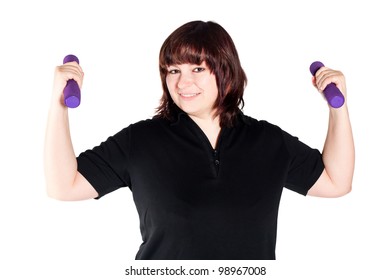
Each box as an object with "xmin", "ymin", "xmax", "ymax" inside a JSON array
[
  {"xmin": 344, "ymin": 184, "xmax": 353, "ymax": 196},
  {"xmin": 46, "ymin": 188, "xmax": 64, "ymax": 201},
  {"xmin": 46, "ymin": 183, "xmax": 71, "ymax": 201},
  {"xmin": 345, "ymin": 184, "xmax": 352, "ymax": 195},
  {"xmin": 333, "ymin": 183, "xmax": 352, "ymax": 198}
]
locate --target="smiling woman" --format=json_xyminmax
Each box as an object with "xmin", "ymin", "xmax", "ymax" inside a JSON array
[
  {"xmin": 165, "ymin": 62, "xmax": 219, "ymax": 123},
  {"xmin": 45, "ymin": 20, "xmax": 354, "ymax": 260},
  {"xmin": 164, "ymin": 61, "xmax": 221, "ymax": 148},
  {"xmin": 156, "ymin": 21, "xmax": 247, "ymax": 129}
]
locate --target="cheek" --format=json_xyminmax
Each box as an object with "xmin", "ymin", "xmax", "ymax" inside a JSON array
[
  {"xmin": 165, "ymin": 79, "xmax": 178, "ymax": 102},
  {"xmin": 165, "ymin": 76, "xmax": 177, "ymax": 88},
  {"xmin": 205, "ymin": 77, "xmax": 219, "ymax": 97},
  {"xmin": 165, "ymin": 78, "xmax": 175, "ymax": 93}
]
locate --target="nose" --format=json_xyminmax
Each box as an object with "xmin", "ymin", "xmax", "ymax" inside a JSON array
[{"xmin": 177, "ymin": 71, "xmax": 193, "ymax": 89}]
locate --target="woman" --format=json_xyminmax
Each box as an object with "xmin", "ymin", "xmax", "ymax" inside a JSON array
[{"xmin": 44, "ymin": 20, "xmax": 355, "ymax": 259}]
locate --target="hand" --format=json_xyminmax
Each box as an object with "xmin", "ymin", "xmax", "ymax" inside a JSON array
[
  {"xmin": 311, "ymin": 67, "xmax": 347, "ymax": 103},
  {"xmin": 52, "ymin": 61, "xmax": 84, "ymax": 106}
]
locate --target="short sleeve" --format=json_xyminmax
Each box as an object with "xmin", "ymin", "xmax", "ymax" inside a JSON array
[
  {"xmin": 76, "ymin": 126, "xmax": 132, "ymax": 199},
  {"xmin": 282, "ymin": 130, "xmax": 324, "ymax": 195}
]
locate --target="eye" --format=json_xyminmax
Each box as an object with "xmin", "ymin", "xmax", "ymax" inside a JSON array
[
  {"xmin": 193, "ymin": 67, "xmax": 205, "ymax": 73},
  {"xmin": 168, "ymin": 69, "xmax": 180, "ymax": 74}
]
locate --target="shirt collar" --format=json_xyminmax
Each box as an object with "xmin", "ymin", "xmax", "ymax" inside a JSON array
[
  {"xmin": 169, "ymin": 104, "xmax": 250, "ymax": 127},
  {"xmin": 170, "ymin": 104, "xmax": 189, "ymax": 126}
]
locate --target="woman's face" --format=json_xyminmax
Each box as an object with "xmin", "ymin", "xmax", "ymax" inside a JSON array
[{"xmin": 166, "ymin": 61, "xmax": 219, "ymax": 120}]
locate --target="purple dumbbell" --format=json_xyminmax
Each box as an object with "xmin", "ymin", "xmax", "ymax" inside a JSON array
[
  {"xmin": 63, "ymin": 55, "xmax": 81, "ymax": 108},
  {"xmin": 310, "ymin": 61, "xmax": 345, "ymax": 108}
]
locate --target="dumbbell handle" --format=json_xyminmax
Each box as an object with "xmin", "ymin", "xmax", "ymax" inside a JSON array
[
  {"xmin": 63, "ymin": 55, "xmax": 81, "ymax": 108},
  {"xmin": 310, "ymin": 61, "xmax": 344, "ymax": 108}
]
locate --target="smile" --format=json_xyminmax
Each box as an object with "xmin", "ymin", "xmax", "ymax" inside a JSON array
[{"xmin": 179, "ymin": 92, "xmax": 200, "ymax": 97}]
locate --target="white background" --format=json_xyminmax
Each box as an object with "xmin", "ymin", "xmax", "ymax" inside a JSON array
[{"xmin": 1, "ymin": 0, "xmax": 389, "ymax": 279}]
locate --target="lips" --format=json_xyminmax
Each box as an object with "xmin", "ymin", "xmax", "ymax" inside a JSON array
[{"xmin": 179, "ymin": 92, "xmax": 200, "ymax": 98}]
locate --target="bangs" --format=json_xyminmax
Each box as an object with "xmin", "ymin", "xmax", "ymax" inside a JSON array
[
  {"xmin": 156, "ymin": 21, "xmax": 246, "ymax": 127},
  {"xmin": 161, "ymin": 42, "xmax": 209, "ymax": 68}
]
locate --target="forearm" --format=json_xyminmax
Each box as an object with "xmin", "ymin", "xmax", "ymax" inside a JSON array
[
  {"xmin": 44, "ymin": 104, "xmax": 78, "ymax": 199},
  {"xmin": 322, "ymin": 105, "xmax": 355, "ymax": 191}
]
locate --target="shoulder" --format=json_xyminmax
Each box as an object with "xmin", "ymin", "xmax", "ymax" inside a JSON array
[
  {"xmin": 106, "ymin": 119, "xmax": 163, "ymax": 142},
  {"xmin": 236, "ymin": 114, "xmax": 291, "ymax": 151},
  {"xmin": 129, "ymin": 117, "xmax": 168, "ymax": 131},
  {"xmin": 123, "ymin": 117, "xmax": 172, "ymax": 141},
  {"xmin": 240, "ymin": 114, "xmax": 284, "ymax": 136}
]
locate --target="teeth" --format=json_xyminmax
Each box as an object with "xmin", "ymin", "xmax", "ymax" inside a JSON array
[{"xmin": 180, "ymin": 93, "xmax": 199, "ymax": 97}]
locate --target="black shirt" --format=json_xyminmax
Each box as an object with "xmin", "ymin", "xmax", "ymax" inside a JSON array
[{"xmin": 76, "ymin": 108, "xmax": 324, "ymax": 260}]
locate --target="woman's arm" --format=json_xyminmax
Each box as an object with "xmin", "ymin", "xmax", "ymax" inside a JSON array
[
  {"xmin": 44, "ymin": 62, "xmax": 98, "ymax": 201},
  {"xmin": 308, "ymin": 67, "xmax": 355, "ymax": 197}
]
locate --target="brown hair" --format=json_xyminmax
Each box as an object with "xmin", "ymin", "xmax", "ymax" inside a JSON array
[{"xmin": 155, "ymin": 21, "xmax": 247, "ymax": 127}]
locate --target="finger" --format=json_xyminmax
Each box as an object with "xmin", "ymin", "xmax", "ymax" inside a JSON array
[
  {"xmin": 316, "ymin": 70, "xmax": 347, "ymax": 98},
  {"xmin": 57, "ymin": 63, "xmax": 84, "ymax": 88},
  {"xmin": 315, "ymin": 68, "xmax": 342, "ymax": 91},
  {"xmin": 63, "ymin": 60, "xmax": 83, "ymax": 71},
  {"xmin": 311, "ymin": 76, "xmax": 317, "ymax": 88},
  {"xmin": 314, "ymin": 67, "xmax": 329, "ymax": 90}
]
